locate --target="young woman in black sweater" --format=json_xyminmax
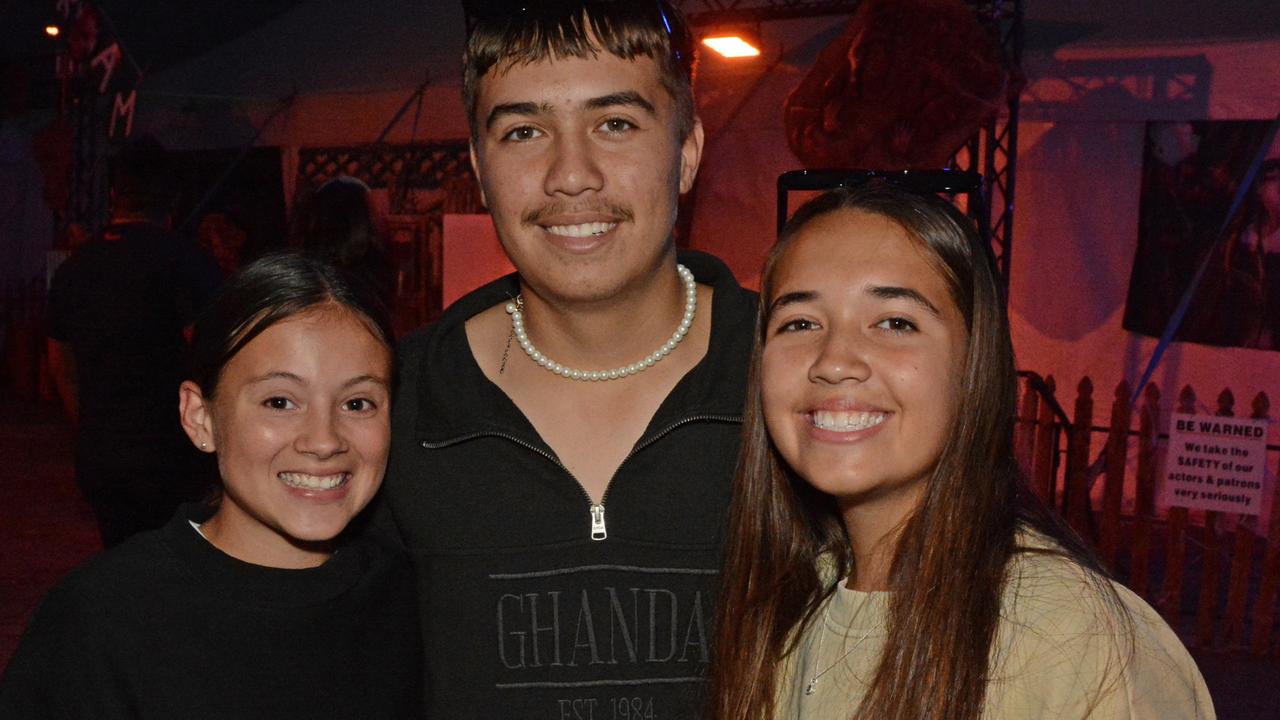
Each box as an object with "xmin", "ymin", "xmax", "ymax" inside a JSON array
[{"xmin": 0, "ymin": 253, "xmax": 420, "ymax": 719}]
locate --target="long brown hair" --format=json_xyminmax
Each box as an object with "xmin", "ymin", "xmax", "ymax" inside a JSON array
[{"xmin": 707, "ymin": 181, "xmax": 1100, "ymax": 720}]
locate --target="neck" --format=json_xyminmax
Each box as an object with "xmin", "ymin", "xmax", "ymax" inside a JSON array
[
  {"xmin": 843, "ymin": 524, "xmax": 897, "ymax": 592},
  {"xmin": 200, "ymin": 505, "xmax": 333, "ymax": 569},
  {"xmin": 517, "ymin": 253, "xmax": 688, "ymax": 370},
  {"xmin": 839, "ymin": 488, "xmax": 921, "ymax": 592}
]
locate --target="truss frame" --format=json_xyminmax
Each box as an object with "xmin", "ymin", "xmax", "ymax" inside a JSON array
[{"xmin": 678, "ymin": 0, "xmax": 1023, "ymax": 292}]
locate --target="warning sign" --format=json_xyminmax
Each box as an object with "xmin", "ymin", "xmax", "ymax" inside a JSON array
[{"xmin": 1161, "ymin": 413, "xmax": 1267, "ymax": 515}]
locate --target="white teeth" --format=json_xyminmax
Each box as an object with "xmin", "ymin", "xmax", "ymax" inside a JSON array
[
  {"xmin": 545, "ymin": 222, "xmax": 616, "ymax": 238},
  {"xmin": 278, "ymin": 472, "xmax": 349, "ymax": 490},
  {"xmin": 811, "ymin": 410, "xmax": 887, "ymax": 432}
]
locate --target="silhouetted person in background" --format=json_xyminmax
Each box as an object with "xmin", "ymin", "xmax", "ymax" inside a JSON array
[
  {"xmin": 47, "ymin": 138, "xmax": 221, "ymax": 547},
  {"xmin": 196, "ymin": 211, "xmax": 248, "ymax": 277},
  {"xmin": 290, "ymin": 176, "xmax": 395, "ymax": 309}
]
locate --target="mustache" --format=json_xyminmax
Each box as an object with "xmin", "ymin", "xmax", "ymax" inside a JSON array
[{"xmin": 522, "ymin": 202, "xmax": 635, "ymax": 225}]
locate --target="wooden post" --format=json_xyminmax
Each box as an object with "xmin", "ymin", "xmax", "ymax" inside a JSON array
[
  {"xmin": 1254, "ymin": 504, "xmax": 1280, "ymax": 655},
  {"xmin": 1015, "ymin": 376, "xmax": 1040, "ymax": 481},
  {"xmin": 1160, "ymin": 385, "xmax": 1195, "ymax": 625},
  {"xmin": 1130, "ymin": 384, "xmax": 1160, "ymax": 598},
  {"xmin": 1223, "ymin": 392, "xmax": 1268, "ymax": 648},
  {"xmin": 1065, "ymin": 377, "xmax": 1095, "ymax": 542},
  {"xmin": 1193, "ymin": 389, "xmax": 1234, "ymax": 647},
  {"xmin": 1100, "ymin": 381, "xmax": 1131, "ymax": 570},
  {"xmin": 1252, "ymin": 391, "xmax": 1280, "ymax": 656},
  {"xmin": 1194, "ymin": 512, "xmax": 1221, "ymax": 648},
  {"xmin": 1032, "ymin": 375, "xmax": 1058, "ymax": 507}
]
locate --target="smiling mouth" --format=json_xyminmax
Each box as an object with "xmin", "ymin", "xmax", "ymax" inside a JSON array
[
  {"xmin": 278, "ymin": 472, "xmax": 350, "ymax": 491},
  {"xmin": 544, "ymin": 221, "xmax": 617, "ymax": 238},
  {"xmin": 810, "ymin": 410, "xmax": 888, "ymax": 432}
]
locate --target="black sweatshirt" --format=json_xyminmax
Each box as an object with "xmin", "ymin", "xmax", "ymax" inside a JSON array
[
  {"xmin": 381, "ymin": 251, "xmax": 757, "ymax": 718},
  {"xmin": 0, "ymin": 504, "xmax": 421, "ymax": 719}
]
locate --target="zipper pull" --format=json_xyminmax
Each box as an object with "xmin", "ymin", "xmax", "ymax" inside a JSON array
[{"xmin": 590, "ymin": 504, "xmax": 607, "ymax": 541}]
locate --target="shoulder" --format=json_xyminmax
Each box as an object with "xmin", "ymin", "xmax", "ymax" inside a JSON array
[
  {"xmin": 398, "ymin": 273, "xmax": 520, "ymax": 369},
  {"xmin": 681, "ymin": 250, "xmax": 758, "ymax": 315},
  {"xmin": 33, "ymin": 530, "xmax": 176, "ymax": 622},
  {"xmin": 395, "ymin": 321, "xmax": 441, "ymax": 369},
  {"xmin": 988, "ymin": 532, "xmax": 1214, "ymax": 718},
  {"xmin": 1, "ymin": 531, "xmax": 175, "ymax": 692},
  {"xmin": 48, "ymin": 249, "xmax": 94, "ymax": 297},
  {"xmin": 340, "ymin": 535, "xmax": 420, "ymax": 625}
]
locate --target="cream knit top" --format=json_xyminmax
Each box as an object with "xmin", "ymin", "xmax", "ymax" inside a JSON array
[{"xmin": 774, "ymin": 532, "xmax": 1215, "ymax": 719}]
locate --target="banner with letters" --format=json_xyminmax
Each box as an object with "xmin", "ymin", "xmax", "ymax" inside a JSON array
[
  {"xmin": 55, "ymin": 0, "xmax": 139, "ymax": 139},
  {"xmin": 1161, "ymin": 413, "xmax": 1268, "ymax": 515}
]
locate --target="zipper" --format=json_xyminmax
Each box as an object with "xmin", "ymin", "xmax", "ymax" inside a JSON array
[
  {"xmin": 422, "ymin": 431, "xmax": 606, "ymax": 539},
  {"xmin": 421, "ymin": 413, "xmax": 741, "ymax": 543},
  {"xmin": 595, "ymin": 413, "xmax": 741, "ymax": 538},
  {"xmin": 589, "ymin": 504, "xmax": 607, "ymax": 541}
]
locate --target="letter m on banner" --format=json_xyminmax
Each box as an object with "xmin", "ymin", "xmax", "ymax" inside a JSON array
[{"xmin": 110, "ymin": 90, "xmax": 137, "ymax": 138}]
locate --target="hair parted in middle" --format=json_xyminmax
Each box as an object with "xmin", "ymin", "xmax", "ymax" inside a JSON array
[
  {"xmin": 707, "ymin": 180, "xmax": 1105, "ymax": 720},
  {"xmin": 461, "ymin": 0, "xmax": 697, "ymax": 141},
  {"xmin": 188, "ymin": 251, "xmax": 395, "ymax": 403}
]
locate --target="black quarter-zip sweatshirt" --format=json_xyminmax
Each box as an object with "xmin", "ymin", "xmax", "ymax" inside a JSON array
[{"xmin": 382, "ymin": 250, "xmax": 757, "ymax": 719}]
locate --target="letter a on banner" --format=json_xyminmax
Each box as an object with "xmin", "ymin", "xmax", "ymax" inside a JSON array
[
  {"xmin": 92, "ymin": 42, "xmax": 120, "ymax": 93},
  {"xmin": 110, "ymin": 89, "xmax": 137, "ymax": 138}
]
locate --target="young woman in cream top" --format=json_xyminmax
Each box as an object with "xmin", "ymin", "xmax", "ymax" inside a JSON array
[{"xmin": 707, "ymin": 182, "xmax": 1214, "ymax": 720}]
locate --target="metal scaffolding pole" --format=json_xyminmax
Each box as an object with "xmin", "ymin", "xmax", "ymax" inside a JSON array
[{"xmin": 678, "ymin": 0, "xmax": 1023, "ymax": 293}]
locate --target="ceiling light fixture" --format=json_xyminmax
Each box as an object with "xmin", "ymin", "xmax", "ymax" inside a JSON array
[{"xmin": 702, "ymin": 34, "xmax": 761, "ymax": 59}]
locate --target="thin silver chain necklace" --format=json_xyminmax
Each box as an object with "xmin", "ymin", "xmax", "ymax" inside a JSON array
[{"xmin": 805, "ymin": 595, "xmax": 875, "ymax": 696}]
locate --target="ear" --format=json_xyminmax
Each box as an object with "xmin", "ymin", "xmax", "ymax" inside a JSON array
[
  {"xmin": 179, "ymin": 380, "xmax": 217, "ymax": 453},
  {"xmin": 469, "ymin": 140, "xmax": 489, "ymax": 208},
  {"xmin": 678, "ymin": 116, "xmax": 705, "ymax": 195}
]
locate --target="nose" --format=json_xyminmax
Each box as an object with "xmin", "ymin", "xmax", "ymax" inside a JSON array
[
  {"xmin": 543, "ymin": 133, "xmax": 604, "ymax": 197},
  {"xmin": 296, "ymin": 406, "xmax": 346, "ymax": 458},
  {"xmin": 807, "ymin": 330, "xmax": 872, "ymax": 385}
]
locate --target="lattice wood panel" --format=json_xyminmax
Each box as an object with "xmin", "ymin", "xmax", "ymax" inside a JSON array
[{"xmin": 297, "ymin": 142, "xmax": 472, "ymax": 191}]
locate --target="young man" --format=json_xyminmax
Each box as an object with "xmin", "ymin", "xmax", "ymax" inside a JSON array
[{"xmin": 381, "ymin": 3, "xmax": 757, "ymax": 717}]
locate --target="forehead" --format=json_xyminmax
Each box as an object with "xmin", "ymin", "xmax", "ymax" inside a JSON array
[
  {"xmin": 771, "ymin": 210, "xmax": 947, "ymax": 299},
  {"xmin": 231, "ymin": 308, "xmax": 389, "ymax": 370},
  {"xmin": 476, "ymin": 50, "xmax": 669, "ymax": 111}
]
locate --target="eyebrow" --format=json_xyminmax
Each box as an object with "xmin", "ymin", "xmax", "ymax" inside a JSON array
[
  {"xmin": 766, "ymin": 286, "xmax": 943, "ymax": 318},
  {"xmin": 767, "ymin": 290, "xmax": 817, "ymax": 316},
  {"xmin": 342, "ymin": 374, "xmax": 390, "ymax": 390},
  {"xmin": 867, "ymin": 285, "xmax": 943, "ymax": 317},
  {"xmin": 247, "ymin": 371, "xmax": 305, "ymax": 385},
  {"xmin": 485, "ymin": 101, "xmax": 546, "ymax": 131},
  {"xmin": 245, "ymin": 372, "xmax": 390, "ymax": 389},
  {"xmin": 584, "ymin": 91, "xmax": 656, "ymax": 115},
  {"xmin": 484, "ymin": 91, "xmax": 657, "ymax": 131}
]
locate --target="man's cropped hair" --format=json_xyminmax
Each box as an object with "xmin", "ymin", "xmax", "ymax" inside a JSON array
[{"xmin": 462, "ymin": 0, "xmax": 697, "ymax": 141}]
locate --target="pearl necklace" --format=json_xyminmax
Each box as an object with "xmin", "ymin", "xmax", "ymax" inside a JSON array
[{"xmin": 504, "ymin": 264, "xmax": 697, "ymax": 381}]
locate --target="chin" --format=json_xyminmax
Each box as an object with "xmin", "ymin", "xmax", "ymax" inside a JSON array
[{"xmin": 282, "ymin": 515, "xmax": 353, "ymax": 544}]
